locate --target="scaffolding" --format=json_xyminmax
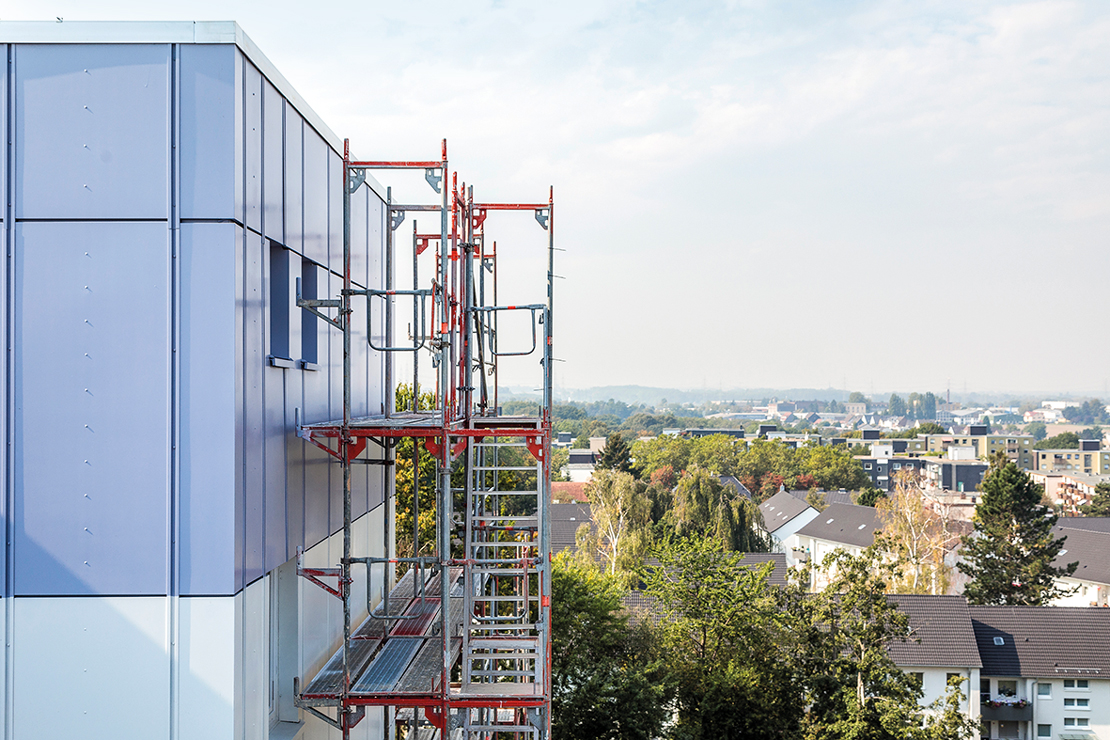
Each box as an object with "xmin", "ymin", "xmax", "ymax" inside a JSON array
[{"xmin": 292, "ymin": 139, "xmax": 554, "ymax": 740}]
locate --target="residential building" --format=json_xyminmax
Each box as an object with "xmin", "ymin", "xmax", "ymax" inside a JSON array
[
  {"xmin": 925, "ymin": 429, "xmax": 1037, "ymax": 470},
  {"xmin": 922, "ymin": 457, "xmax": 989, "ymax": 494},
  {"xmin": 1035, "ymin": 440, "xmax": 1110, "ymax": 476},
  {"xmin": 566, "ymin": 449, "xmax": 597, "ymax": 482},
  {"xmin": 970, "ymin": 605, "xmax": 1110, "ymax": 740},
  {"xmin": 889, "ymin": 596, "xmax": 982, "ymax": 723},
  {"xmin": 856, "ymin": 454, "xmax": 929, "ymax": 492},
  {"xmin": 1051, "ymin": 521, "xmax": 1110, "ymax": 607},
  {"xmin": 1030, "ymin": 471, "xmax": 1110, "ymax": 515},
  {"xmin": 757, "ymin": 490, "xmax": 819, "ymax": 566},
  {"xmin": 792, "ymin": 503, "xmax": 880, "ymax": 589}
]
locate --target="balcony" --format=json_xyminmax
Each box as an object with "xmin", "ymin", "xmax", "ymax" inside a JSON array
[{"xmin": 980, "ymin": 700, "xmax": 1033, "ymax": 721}]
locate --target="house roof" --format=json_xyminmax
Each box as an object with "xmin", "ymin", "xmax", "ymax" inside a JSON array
[
  {"xmin": 786, "ymin": 488, "xmax": 855, "ymax": 507},
  {"xmin": 887, "ymin": 595, "xmax": 982, "ymax": 669},
  {"xmin": 758, "ymin": 490, "xmax": 815, "ymax": 533},
  {"xmin": 795, "ymin": 502, "xmax": 880, "ymax": 548},
  {"xmin": 1058, "ymin": 517, "xmax": 1110, "ymax": 534},
  {"xmin": 551, "ymin": 503, "xmax": 592, "ymax": 554},
  {"xmin": 1052, "ymin": 526, "xmax": 1110, "ymax": 586},
  {"xmin": 551, "ymin": 481, "xmax": 588, "ymax": 503},
  {"xmin": 969, "ymin": 605, "xmax": 1110, "ymax": 677},
  {"xmin": 718, "ymin": 475, "xmax": 753, "ymax": 500}
]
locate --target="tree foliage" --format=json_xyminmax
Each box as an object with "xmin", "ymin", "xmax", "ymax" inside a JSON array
[
  {"xmin": 874, "ymin": 471, "xmax": 956, "ymax": 594},
  {"xmin": 596, "ymin": 432, "xmax": 633, "ymax": 473},
  {"xmin": 551, "ymin": 555, "xmax": 668, "ymax": 740},
  {"xmin": 958, "ymin": 460, "xmax": 1078, "ymax": 605},
  {"xmin": 664, "ymin": 469, "xmax": 769, "ymax": 552},
  {"xmin": 1082, "ymin": 481, "xmax": 1110, "ymax": 517},
  {"xmin": 581, "ymin": 469, "xmax": 652, "ymax": 581},
  {"xmin": 1034, "ymin": 431, "xmax": 1080, "ymax": 450}
]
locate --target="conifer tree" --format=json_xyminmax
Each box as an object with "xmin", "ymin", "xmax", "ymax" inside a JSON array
[
  {"xmin": 959, "ymin": 458, "xmax": 1077, "ymax": 605},
  {"xmin": 595, "ymin": 432, "xmax": 633, "ymax": 474},
  {"xmin": 1082, "ymin": 482, "xmax": 1110, "ymax": 517}
]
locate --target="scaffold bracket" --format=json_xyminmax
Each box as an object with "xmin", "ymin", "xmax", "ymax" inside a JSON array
[
  {"xmin": 347, "ymin": 168, "xmax": 366, "ymax": 194},
  {"xmin": 425, "ymin": 167, "xmax": 442, "ymax": 193},
  {"xmin": 391, "ymin": 208, "xmax": 406, "ymax": 231},
  {"xmin": 534, "ymin": 208, "xmax": 549, "ymax": 230}
]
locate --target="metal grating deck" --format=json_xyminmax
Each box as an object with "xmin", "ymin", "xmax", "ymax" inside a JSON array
[{"xmin": 351, "ymin": 637, "xmax": 423, "ymax": 693}]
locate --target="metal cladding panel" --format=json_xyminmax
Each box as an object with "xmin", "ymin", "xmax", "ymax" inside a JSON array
[
  {"xmin": 368, "ymin": 195, "xmax": 385, "ymax": 417},
  {"xmin": 14, "ymin": 222, "xmax": 169, "ymax": 596},
  {"xmin": 262, "ymin": 78, "xmax": 284, "ymax": 244},
  {"xmin": 243, "ymin": 59, "xmax": 262, "ymax": 234},
  {"xmin": 179, "ymin": 597, "xmax": 235, "ymax": 740},
  {"xmin": 13, "ymin": 597, "xmax": 170, "ymax": 738},
  {"xmin": 302, "ymin": 126, "xmax": 328, "ymax": 266},
  {"xmin": 233, "ymin": 222, "xmax": 245, "ymax": 593},
  {"xmin": 243, "ymin": 230, "xmax": 265, "ymax": 586},
  {"xmin": 284, "ymin": 371, "xmax": 305, "ymax": 560},
  {"xmin": 327, "ymin": 165, "xmax": 344, "ymax": 534},
  {"xmin": 283, "ymin": 110, "xmax": 303, "ymax": 255},
  {"xmin": 14, "ymin": 44, "xmax": 170, "ymax": 220},
  {"xmin": 179, "ymin": 44, "xmax": 236, "ymax": 221},
  {"xmin": 349, "ymin": 188, "xmax": 369, "ymax": 519},
  {"xmin": 263, "ymin": 366, "xmax": 288, "ymax": 573},
  {"xmin": 179, "ymin": 223, "xmax": 237, "ymax": 596}
]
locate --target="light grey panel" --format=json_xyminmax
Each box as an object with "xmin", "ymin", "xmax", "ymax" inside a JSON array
[
  {"xmin": 244, "ymin": 230, "xmax": 265, "ymax": 584},
  {"xmin": 14, "ymin": 222, "xmax": 169, "ymax": 595},
  {"xmin": 179, "ymin": 44, "xmax": 236, "ymax": 221},
  {"xmin": 283, "ymin": 109, "xmax": 303, "ymax": 256},
  {"xmin": 263, "ymin": 236, "xmax": 288, "ymax": 571},
  {"xmin": 262, "ymin": 78, "xmax": 284, "ymax": 244},
  {"xmin": 15, "ymin": 44, "xmax": 170, "ymax": 219},
  {"xmin": 179, "ymin": 222, "xmax": 237, "ymax": 596},
  {"xmin": 368, "ymin": 195, "xmax": 385, "ymax": 417},
  {"xmin": 327, "ymin": 151, "xmax": 344, "ymax": 535},
  {"xmin": 284, "ymin": 371, "xmax": 305, "ymax": 560},
  {"xmin": 349, "ymin": 187, "xmax": 368, "ymax": 419},
  {"xmin": 234, "ymin": 223, "xmax": 244, "ymax": 593},
  {"xmin": 303, "ymin": 127, "xmax": 328, "ymax": 266},
  {"xmin": 243, "ymin": 60, "xmax": 262, "ymax": 234}
]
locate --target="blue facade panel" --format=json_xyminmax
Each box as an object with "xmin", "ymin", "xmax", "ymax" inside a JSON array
[
  {"xmin": 15, "ymin": 44, "xmax": 170, "ymax": 220},
  {"xmin": 179, "ymin": 44, "xmax": 236, "ymax": 221},
  {"xmin": 283, "ymin": 111, "xmax": 304, "ymax": 257},
  {"xmin": 179, "ymin": 223, "xmax": 237, "ymax": 596},
  {"xmin": 303, "ymin": 128, "xmax": 328, "ymax": 267},
  {"xmin": 13, "ymin": 222, "xmax": 170, "ymax": 595},
  {"xmin": 242, "ymin": 230, "xmax": 266, "ymax": 586}
]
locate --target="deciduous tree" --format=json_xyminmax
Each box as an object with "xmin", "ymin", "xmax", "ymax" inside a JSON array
[
  {"xmin": 582, "ymin": 469, "xmax": 651, "ymax": 580},
  {"xmin": 875, "ymin": 471, "xmax": 956, "ymax": 594}
]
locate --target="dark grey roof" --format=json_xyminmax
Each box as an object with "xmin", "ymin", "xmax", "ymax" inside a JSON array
[
  {"xmin": 1058, "ymin": 517, "xmax": 1110, "ymax": 534},
  {"xmin": 551, "ymin": 503, "xmax": 592, "ymax": 554},
  {"xmin": 795, "ymin": 502, "xmax": 879, "ymax": 548},
  {"xmin": 737, "ymin": 552, "xmax": 788, "ymax": 587},
  {"xmin": 622, "ymin": 591, "xmax": 663, "ymax": 625},
  {"xmin": 888, "ymin": 595, "xmax": 982, "ymax": 669},
  {"xmin": 1052, "ymin": 526, "xmax": 1110, "ymax": 585},
  {"xmin": 759, "ymin": 490, "xmax": 814, "ymax": 533},
  {"xmin": 717, "ymin": 475, "xmax": 753, "ymax": 500},
  {"xmin": 787, "ymin": 488, "xmax": 855, "ymax": 507},
  {"xmin": 969, "ymin": 605, "xmax": 1110, "ymax": 677}
]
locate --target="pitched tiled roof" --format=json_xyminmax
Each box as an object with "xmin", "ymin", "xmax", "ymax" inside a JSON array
[
  {"xmin": 718, "ymin": 475, "xmax": 753, "ymax": 500},
  {"xmin": 795, "ymin": 502, "xmax": 880, "ymax": 548},
  {"xmin": 888, "ymin": 595, "xmax": 982, "ymax": 668},
  {"xmin": 551, "ymin": 503, "xmax": 592, "ymax": 553},
  {"xmin": 551, "ymin": 481, "xmax": 588, "ymax": 502},
  {"xmin": 787, "ymin": 489, "xmax": 855, "ymax": 507},
  {"xmin": 759, "ymin": 490, "xmax": 814, "ymax": 533},
  {"xmin": 969, "ymin": 605, "xmax": 1110, "ymax": 677},
  {"xmin": 737, "ymin": 552, "xmax": 789, "ymax": 587},
  {"xmin": 1052, "ymin": 525, "xmax": 1110, "ymax": 586}
]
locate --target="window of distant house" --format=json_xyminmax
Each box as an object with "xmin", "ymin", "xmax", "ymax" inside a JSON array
[
  {"xmin": 1064, "ymin": 698, "xmax": 1089, "ymax": 709},
  {"xmin": 300, "ymin": 258, "xmax": 319, "ymax": 365},
  {"xmin": 998, "ymin": 680, "xmax": 1017, "ymax": 698},
  {"xmin": 1063, "ymin": 679, "xmax": 1089, "ymax": 689},
  {"xmin": 268, "ymin": 241, "xmax": 291, "ymax": 360},
  {"xmin": 1064, "ymin": 718, "xmax": 1090, "ymax": 728},
  {"xmin": 981, "ymin": 679, "xmax": 991, "ymax": 703},
  {"xmin": 1037, "ymin": 725, "xmax": 1051, "ymax": 738},
  {"xmin": 909, "ymin": 673, "xmax": 923, "ymax": 691},
  {"xmin": 1037, "ymin": 683, "xmax": 1051, "ymax": 698}
]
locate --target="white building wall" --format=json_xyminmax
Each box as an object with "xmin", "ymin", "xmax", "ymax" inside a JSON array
[
  {"xmin": 1027, "ymin": 676, "xmax": 1109, "ymax": 739},
  {"xmin": 770, "ymin": 507, "xmax": 819, "ymax": 566},
  {"xmin": 1053, "ymin": 577, "xmax": 1109, "ymax": 607}
]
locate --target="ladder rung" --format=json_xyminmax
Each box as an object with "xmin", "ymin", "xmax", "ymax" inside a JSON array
[{"xmin": 467, "ymin": 638, "xmax": 538, "ymax": 650}]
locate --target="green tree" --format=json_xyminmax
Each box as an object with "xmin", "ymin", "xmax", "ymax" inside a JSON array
[
  {"xmin": 1024, "ymin": 421, "xmax": 1047, "ymax": 440},
  {"xmin": 595, "ymin": 432, "xmax": 633, "ymax": 474},
  {"xmin": 958, "ymin": 461, "xmax": 1078, "ymax": 605},
  {"xmin": 551, "ymin": 555, "xmax": 669, "ymax": 740},
  {"xmin": 643, "ymin": 538, "xmax": 804, "ymax": 740},
  {"xmin": 1034, "ymin": 431, "xmax": 1080, "ymax": 450},
  {"xmin": 798, "ymin": 444, "xmax": 871, "ymax": 492},
  {"xmin": 856, "ymin": 487, "xmax": 886, "ymax": 507},
  {"xmin": 1082, "ymin": 482, "xmax": 1110, "ymax": 516},
  {"xmin": 665, "ymin": 469, "xmax": 768, "ymax": 552},
  {"xmin": 1080, "ymin": 425, "xmax": 1104, "ymax": 442},
  {"xmin": 581, "ymin": 469, "xmax": 652, "ymax": 581},
  {"xmin": 888, "ymin": 394, "xmax": 907, "ymax": 417},
  {"xmin": 394, "ymin": 385, "xmax": 439, "ymax": 567},
  {"xmin": 874, "ymin": 471, "xmax": 955, "ymax": 595}
]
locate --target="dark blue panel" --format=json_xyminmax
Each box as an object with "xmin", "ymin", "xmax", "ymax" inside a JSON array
[
  {"xmin": 179, "ymin": 223, "xmax": 237, "ymax": 596},
  {"xmin": 15, "ymin": 44, "xmax": 169, "ymax": 220},
  {"xmin": 244, "ymin": 231, "xmax": 265, "ymax": 584},
  {"xmin": 14, "ymin": 222, "xmax": 169, "ymax": 595},
  {"xmin": 283, "ymin": 110, "xmax": 304, "ymax": 259},
  {"xmin": 262, "ymin": 79, "xmax": 284, "ymax": 245},
  {"xmin": 243, "ymin": 61, "xmax": 262, "ymax": 234},
  {"xmin": 179, "ymin": 45, "xmax": 236, "ymax": 221},
  {"xmin": 302, "ymin": 128, "xmax": 328, "ymax": 266}
]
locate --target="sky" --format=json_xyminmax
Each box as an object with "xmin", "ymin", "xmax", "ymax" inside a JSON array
[{"xmin": 6, "ymin": 0, "xmax": 1110, "ymax": 397}]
